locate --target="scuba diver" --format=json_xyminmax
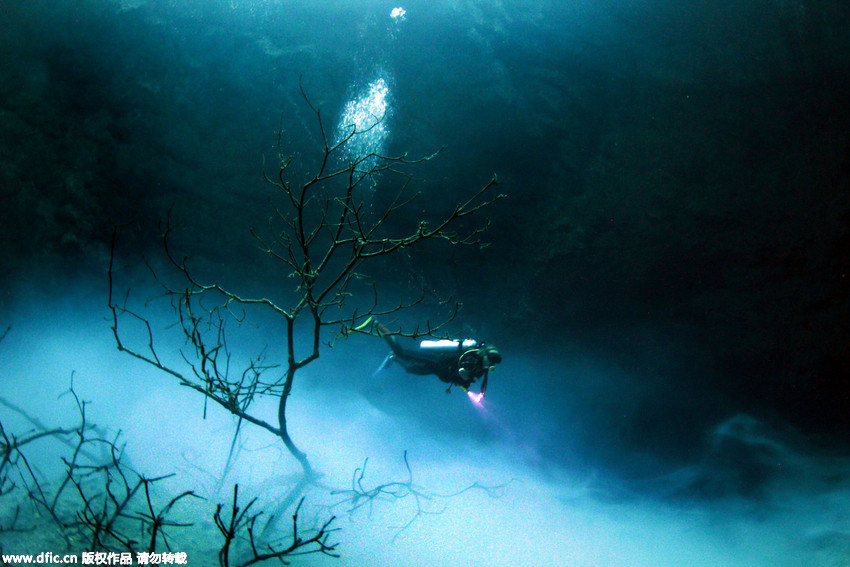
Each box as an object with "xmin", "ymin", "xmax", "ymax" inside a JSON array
[{"xmin": 376, "ymin": 324, "xmax": 501, "ymax": 398}]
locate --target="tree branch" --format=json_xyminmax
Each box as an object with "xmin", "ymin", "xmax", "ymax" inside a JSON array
[
  {"xmin": 331, "ymin": 451, "xmax": 513, "ymax": 541},
  {"xmin": 109, "ymin": 83, "xmax": 502, "ymax": 483}
]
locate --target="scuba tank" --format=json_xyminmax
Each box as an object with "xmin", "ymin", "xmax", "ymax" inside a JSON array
[{"xmin": 419, "ymin": 338, "xmax": 477, "ymax": 351}]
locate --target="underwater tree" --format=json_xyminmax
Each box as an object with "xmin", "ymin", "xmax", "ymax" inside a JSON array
[
  {"xmin": 0, "ymin": 379, "xmax": 338, "ymax": 563},
  {"xmin": 108, "ymin": 84, "xmax": 503, "ymax": 481}
]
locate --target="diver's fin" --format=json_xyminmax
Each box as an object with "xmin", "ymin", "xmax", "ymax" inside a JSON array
[{"xmin": 373, "ymin": 353, "xmax": 394, "ymax": 376}]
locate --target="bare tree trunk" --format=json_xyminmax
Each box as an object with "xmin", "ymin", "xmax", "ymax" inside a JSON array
[{"xmin": 108, "ymin": 84, "xmax": 503, "ymax": 481}]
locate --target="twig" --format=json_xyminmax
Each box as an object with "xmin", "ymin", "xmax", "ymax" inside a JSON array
[
  {"xmin": 331, "ymin": 451, "xmax": 512, "ymax": 541},
  {"xmin": 215, "ymin": 485, "xmax": 338, "ymax": 567}
]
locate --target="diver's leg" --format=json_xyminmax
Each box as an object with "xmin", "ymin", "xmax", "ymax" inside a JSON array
[
  {"xmin": 376, "ymin": 324, "xmax": 443, "ymax": 376},
  {"xmin": 376, "ymin": 323, "xmax": 404, "ymax": 355}
]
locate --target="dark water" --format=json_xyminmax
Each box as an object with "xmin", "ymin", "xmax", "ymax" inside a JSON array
[{"xmin": 1, "ymin": 1, "xmax": 849, "ymax": 564}]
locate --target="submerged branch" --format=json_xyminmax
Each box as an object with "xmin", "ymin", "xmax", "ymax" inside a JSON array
[
  {"xmin": 331, "ymin": 451, "xmax": 513, "ymax": 541},
  {"xmin": 109, "ymin": 83, "xmax": 502, "ymax": 492}
]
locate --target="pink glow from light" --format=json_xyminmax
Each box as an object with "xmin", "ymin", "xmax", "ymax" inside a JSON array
[{"xmin": 467, "ymin": 390, "xmax": 485, "ymax": 405}]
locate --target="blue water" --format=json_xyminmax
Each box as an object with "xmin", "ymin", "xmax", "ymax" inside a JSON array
[{"xmin": 1, "ymin": 1, "xmax": 849, "ymax": 564}]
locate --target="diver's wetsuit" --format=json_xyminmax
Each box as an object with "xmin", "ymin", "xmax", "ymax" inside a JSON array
[
  {"xmin": 380, "ymin": 332, "xmax": 500, "ymax": 395},
  {"xmin": 383, "ymin": 334, "xmax": 471, "ymax": 388}
]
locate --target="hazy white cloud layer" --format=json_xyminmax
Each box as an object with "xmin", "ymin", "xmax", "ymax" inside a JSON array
[
  {"xmin": 1, "ymin": 2, "xmax": 849, "ymax": 564},
  {"xmin": 1, "ymin": 284, "xmax": 848, "ymax": 566}
]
